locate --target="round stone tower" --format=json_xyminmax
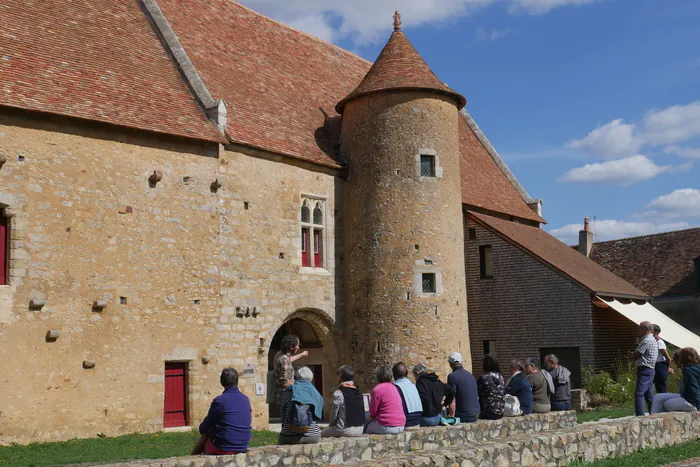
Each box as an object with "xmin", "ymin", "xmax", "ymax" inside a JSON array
[{"xmin": 338, "ymin": 12, "xmax": 470, "ymax": 386}]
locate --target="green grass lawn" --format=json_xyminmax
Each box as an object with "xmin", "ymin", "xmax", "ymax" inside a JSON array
[
  {"xmin": 572, "ymin": 438, "xmax": 700, "ymax": 466},
  {"xmin": 577, "ymin": 405, "xmax": 635, "ymax": 423},
  {"xmin": 0, "ymin": 430, "xmax": 278, "ymax": 467}
]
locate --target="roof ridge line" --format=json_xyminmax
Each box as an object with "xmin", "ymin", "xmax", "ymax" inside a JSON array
[
  {"xmin": 225, "ymin": 0, "xmax": 372, "ymax": 66},
  {"xmin": 593, "ymin": 226, "xmax": 700, "ymax": 244},
  {"xmin": 139, "ymin": 0, "xmax": 228, "ymax": 135},
  {"xmin": 460, "ymin": 109, "xmax": 540, "ymax": 212}
]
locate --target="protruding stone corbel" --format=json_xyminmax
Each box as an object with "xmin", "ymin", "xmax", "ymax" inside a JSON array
[
  {"xmin": 46, "ymin": 330, "xmax": 61, "ymax": 342},
  {"xmin": 149, "ymin": 170, "xmax": 163, "ymax": 187},
  {"xmin": 201, "ymin": 356, "xmax": 211, "ymax": 365},
  {"xmin": 83, "ymin": 360, "xmax": 96, "ymax": 369},
  {"xmin": 210, "ymin": 178, "xmax": 222, "ymax": 193},
  {"xmin": 92, "ymin": 300, "xmax": 108, "ymax": 312},
  {"xmin": 30, "ymin": 300, "xmax": 46, "ymax": 310}
]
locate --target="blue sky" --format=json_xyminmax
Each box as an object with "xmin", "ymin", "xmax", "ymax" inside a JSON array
[{"xmin": 242, "ymin": 0, "xmax": 700, "ymax": 244}]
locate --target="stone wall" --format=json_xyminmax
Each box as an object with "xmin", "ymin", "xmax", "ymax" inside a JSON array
[
  {"xmin": 0, "ymin": 112, "xmax": 342, "ymax": 444},
  {"xmin": 100, "ymin": 412, "xmax": 577, "ymax": 467},
  {"xmin": 464, "ymin": 215, "xmax": 595, "ymax": 383},
  {"xmin": 363, "ymin": 412, "xmax": 700, "ymax": 466}
]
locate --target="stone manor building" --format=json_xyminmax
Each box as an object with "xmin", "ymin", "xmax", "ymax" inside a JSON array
[{"xmin": 1, "ymin": 0, "xmax": 688, "ymax": 444}]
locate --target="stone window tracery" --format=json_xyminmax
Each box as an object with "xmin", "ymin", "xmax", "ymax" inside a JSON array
[{"xmin": 301, "ymin": 197, "xmax": 325, "ymax": 269}]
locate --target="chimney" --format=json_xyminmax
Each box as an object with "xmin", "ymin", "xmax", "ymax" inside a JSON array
[{"xmin": 578, "ymin": 216, "xmax": 593, "ymax": 257}]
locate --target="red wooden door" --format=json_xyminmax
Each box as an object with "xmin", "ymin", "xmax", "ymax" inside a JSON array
[
  {"xmin": 0, "ymin": 213, "xmax": 7, "ymax": 285},
  {"xmin": 163, "ymin": 362, "xmax": 188, "ymax": 428}
]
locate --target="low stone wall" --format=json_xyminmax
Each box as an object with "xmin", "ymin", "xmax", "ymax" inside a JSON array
[
  {"xmin": 356, "ymin": 412, "xmax": 700, "ymax": 466},
  {"xmin": 101, "ymin": 412, "xmax": 575, "ymax": 466}
]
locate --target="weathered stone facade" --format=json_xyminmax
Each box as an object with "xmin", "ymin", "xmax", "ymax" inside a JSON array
[
  {"xmin": 0, "ymin": 112, "xmax": 341, "ymax": 444},
  {"xmin": 342, "ymin": 92, "xmax": 469, "ymax": 386}
]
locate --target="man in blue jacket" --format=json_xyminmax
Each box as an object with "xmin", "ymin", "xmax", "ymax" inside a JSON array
[
  {"xmin": 192, "ymin": 368, "xmax": 252, "ymax": 455},
  {"xmin": 446, "ymin": 352, "xmax": 480, "ymax": 423}
]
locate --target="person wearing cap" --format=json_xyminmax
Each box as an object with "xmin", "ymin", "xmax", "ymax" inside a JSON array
[
  {"xmin": 446, "ymin": 352, "xmax": 480, "ymax": 423},
  {"xmin": 652, "ymin": 324, "xmax": 674, "ymax": 394}
]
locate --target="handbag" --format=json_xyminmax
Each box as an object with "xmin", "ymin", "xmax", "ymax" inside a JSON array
[{"xmin": 504, "ymin": 394, "xmax": 522, "ymax": 417}]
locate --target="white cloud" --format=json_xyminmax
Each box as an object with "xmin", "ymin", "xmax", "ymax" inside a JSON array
[
  {"xmin": 642, "ymin": 101, "xmax": 700, "ymax": 146},
  {"xmin": 664, "ymin": 146, "xmax": 700, "ymax": 159},
  {"xmin": 239, "ymin": 0, "xmax": 593, "ymax": 45},
  {"xmin": 287, "ymin": 14, "xmax": 338, "ymax": 43},
  {"xmin": 557, "ymin": 155, "xmax": 669, "ymax": 186},
  {"xmin": 566, "ymin": 119, "xmax": 643, "ymax": 159},
  {"xmin": 644, "ymin": 188, "xmax": 700, "ymax": 219},
  {"xmin": 549, "ymin": 220, "xmax": 692, "ymax": 244},
  {"xmin": 240, "ymin": 0, "xmax": 495, "ymax": 45},
  {"xmin": 475, "ymin": 28, "xmax": 512, "ymax": 41},
  {"xmin": 509, "ymin": 0, "xmax": 597, "ymax": 15}
]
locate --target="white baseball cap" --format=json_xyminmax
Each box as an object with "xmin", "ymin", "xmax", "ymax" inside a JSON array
[{"xmin": 448, "ymin": 352, "xmax": 463, "ymax": 365}]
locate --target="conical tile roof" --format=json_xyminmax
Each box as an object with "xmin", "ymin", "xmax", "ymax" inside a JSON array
[{"xmin": 336, "ymin": 22, "xmax": 466, "ymax": 114}]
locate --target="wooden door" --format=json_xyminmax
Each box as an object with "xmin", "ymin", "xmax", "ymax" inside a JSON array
[{"xmin": 163, "ymin": 362, "xmax": 188, "ymax": 427}]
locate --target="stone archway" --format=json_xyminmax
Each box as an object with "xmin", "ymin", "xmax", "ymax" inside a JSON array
[{"xmin": 263, "ymin": 308, "xmax": 340, "ymax": 422}]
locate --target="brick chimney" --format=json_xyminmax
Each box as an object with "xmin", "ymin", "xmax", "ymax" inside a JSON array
[{"xmin": 578, "ymin": 216, "xmax": 593, "ymax": 257}]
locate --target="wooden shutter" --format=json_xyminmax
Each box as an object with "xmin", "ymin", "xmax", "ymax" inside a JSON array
[
  {"xmin": 313, "ymin": 230, "xmax": 322, "ymax": 268},
  {"xmin": 0, "ymin": 213, "xmax": 7, "ymax": 285},
  {"xmin": 301, "ymin": 228, "xmax": 310, "ymax": 267}
]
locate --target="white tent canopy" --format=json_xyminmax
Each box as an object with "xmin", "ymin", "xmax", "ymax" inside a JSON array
[{"xmin": 598, "ymin": 296, "xmax": 700, "ymax": 350}]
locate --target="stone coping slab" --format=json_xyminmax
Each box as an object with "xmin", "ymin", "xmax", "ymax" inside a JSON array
[
  {"xmin": 99, "ymin": 411, "xmax": 576, "ymax": 466},
  {"xmin": 350, "ymin": 412, "xmax": 700, "ymax": 466}
]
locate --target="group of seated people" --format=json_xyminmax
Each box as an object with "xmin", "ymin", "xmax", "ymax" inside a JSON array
[{"xmin": 191, "ymin": 341, "xmax": 700, "ymax": 454}]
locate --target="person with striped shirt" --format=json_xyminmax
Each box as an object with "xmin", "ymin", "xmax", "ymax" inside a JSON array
[{"xmin": 278, "ymin": 366, "xmax": 323, "ymax": 444}]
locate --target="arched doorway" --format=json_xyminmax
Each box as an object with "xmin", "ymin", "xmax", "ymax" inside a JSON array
[{"xmin": 266, "ymin": 311, "xmax": 338, "ymax": 422}]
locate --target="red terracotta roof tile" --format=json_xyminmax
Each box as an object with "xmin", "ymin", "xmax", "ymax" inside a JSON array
[
  {"xmin": 460, "ymin": 117, "xmax": 545, "ymax": 223},
  {"xmin": 471, "ymin": 212, "xmax": 648, "ymax": 298},
  {"xmin": 157, "ymin": 0, "xmax": 371, "ymax": 168},
  {"xmin": 590, "ymin": 228, "xmax": 700, "ymax": 297},
  {"xmin": 0, "ymin": 0, "xmax": 223, "ymax": 142},
  {"xmin": 336, "ymin": 30, "xmax": 466, "ymax": 114}
]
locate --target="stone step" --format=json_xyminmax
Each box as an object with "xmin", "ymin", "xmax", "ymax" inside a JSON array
[
  {"xmin": 98, "ymin": 412, "xmax": 576, "ymax": 466},
  {"xmin": 343, "ymin": 412, "xmax": 700, "ymax": 467}
]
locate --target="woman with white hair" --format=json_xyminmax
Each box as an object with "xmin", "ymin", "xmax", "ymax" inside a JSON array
[{"xmin": 278, "ymin": 366, "xmax": 324, "ymax": 445}]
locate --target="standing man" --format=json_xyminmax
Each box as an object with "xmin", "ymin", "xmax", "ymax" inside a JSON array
[
  {"xmin": 632, "ymin": 321, "xmax": 659, "ymax": 416},
  {"xmin": 653, "ymin": 324, "xmax": 674, "ymax": 394},
  {"xmin": 273, "ymin": 335, "xmax": 308, "ymax": 401},
  {"xmin": 446, "ymin": 352, "xmax": 480, "ymax": 423},
  {"xmin": 544, "ymin": 354, "xmax": 572, "ymax": 411}
]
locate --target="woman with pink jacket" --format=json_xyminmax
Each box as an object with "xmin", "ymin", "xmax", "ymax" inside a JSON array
[{"xmin": 366, "ymin": 365, "xmax": 406, "ymax": 435}]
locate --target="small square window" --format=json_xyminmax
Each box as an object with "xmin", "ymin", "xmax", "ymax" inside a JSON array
[
  {"xmin": 421, "ymin": 273, "xmax": 436, "ymax": 293},
  {"xmin": 468, "ymin": 228, "xmax": 476, "ymax": 240},
  {"xmin": 420, "ymin": 155, "xmax": 436, "ymax": 177},
  {"xmin": 479, "ymin": 245, "xmax": 493, "ymax": 279},
  {"xmin": 119, "ymin": 297, "xmax": 127, "ymax": 305}
]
